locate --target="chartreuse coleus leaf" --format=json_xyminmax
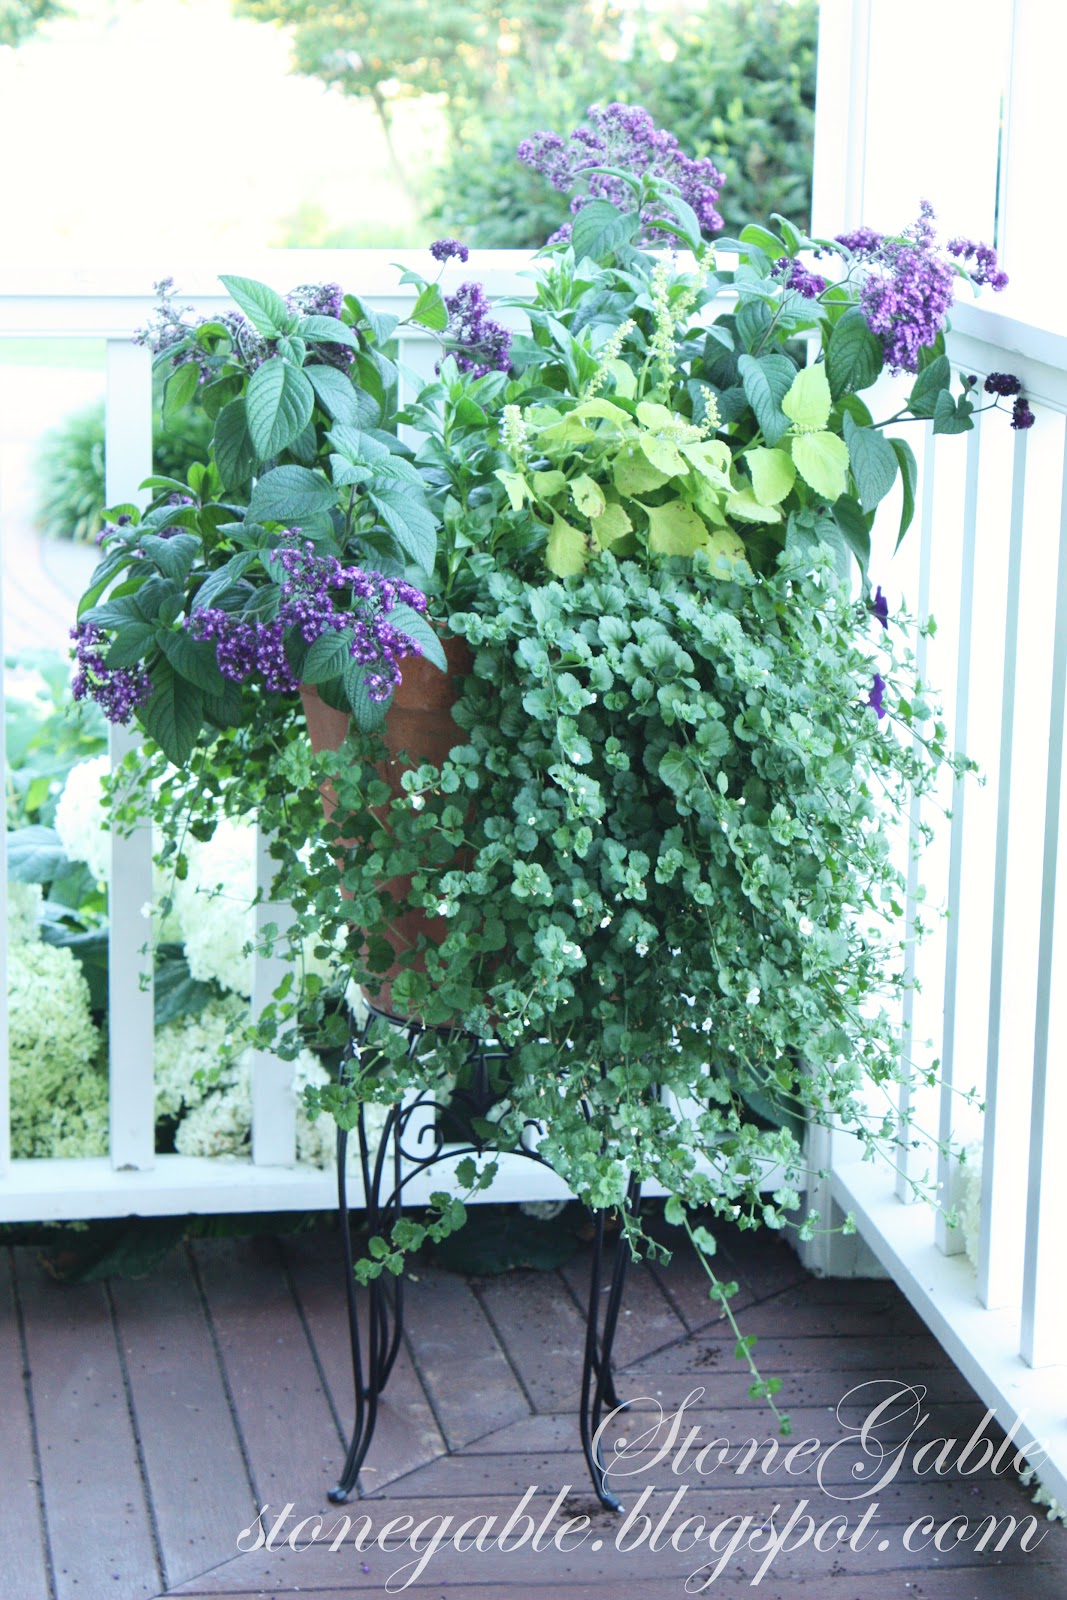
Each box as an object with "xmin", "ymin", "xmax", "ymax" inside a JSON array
[
  {"xmin": 704, "ymin": 527, "xmax": 749, "ymax": 577},
  {"xmin": 591, "ymin": 501, "xmax": 633, "ymax": 551},
  {"xmin": 782, "ymin": 363, "xmax": 851, "ymax": 501},
  {"xmin": 646, "ymin": 503, "xmax": 709, "ymax": 556},
  {"xmin": 791, "ymin": 434, "xmax": 851, "ymax": 500},
  {"xmin": 613, "ymin": 447, "xmax": 669, "ymax": 496},
  {"xmin": 571, "ymin": 474, "xmax": 606, "ymax": 518},
  {"xmin": 495, "ymin": 469, "xmax": 528, "ymax": 511},
  {"xmin": 745, "ymin": 447, "xmax": 796, "ymax": 506},
  {"xmin": 782, "ymin": 363, "xmax": 833, "ymax": 430},
  {"xmin": 546, "ymin": 513, "xmax": 587, "ymax": 576}
]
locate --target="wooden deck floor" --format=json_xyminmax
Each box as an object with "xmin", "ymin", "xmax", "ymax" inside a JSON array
[{"xmin": 3, "ymin": 1220, "xmax": 1066, "ymax": 1600}]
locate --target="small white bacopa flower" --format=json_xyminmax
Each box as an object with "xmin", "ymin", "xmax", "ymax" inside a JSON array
[
  {"xmin": 799, "ymin": 915, "xmax": 815, "ymax": 937},
  {"xmin": 410, "ymin": 793, "xmax": 425, "ymax": 811},
  {"xmin": 745, "ymin": 985, "xmax": 761, "ymax": 1006}
]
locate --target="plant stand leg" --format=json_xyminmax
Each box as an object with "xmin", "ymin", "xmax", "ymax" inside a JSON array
[
  {"xmin": 579, "ymin": 1178, "xmax": 641, "ymax": 1512},
  {"xmin": 328, "ymin": 1092, "xmax": 405, "ymax": 1504}
]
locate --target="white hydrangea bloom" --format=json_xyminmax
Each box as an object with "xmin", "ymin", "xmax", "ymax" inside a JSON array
[
  {"xmin": 8, "ymin": 940, "xmax": 107, "ymax": 1158},
  {"xmin": 7, "ymin": 882, "xmax": 43, "ymax": 945},
  {"xmin": 54, "ymin": 754, "xmax": 111, "ymax": 882},
  {"xmin": 155, "ymin": 999, "xmax": 243, "ymax": 1120},
  {"xmin": 956, "ymin": 1140, "xmax": 983, "ymax": 1270},
  {"xmin": 173, "ymin": 817, "xmax": 257, "ymax": 997},
  {"xmin": 174, "ymin": 1068, "xmax": 254, "ymax": 1159}
]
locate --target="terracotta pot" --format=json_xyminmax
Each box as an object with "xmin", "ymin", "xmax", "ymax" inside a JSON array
[{"xmin": 300, "ymin": 636, "xmax": 473, "ymax": 1020}]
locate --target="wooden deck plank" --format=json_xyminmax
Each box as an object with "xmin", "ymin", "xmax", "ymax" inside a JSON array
[
  {"xmin": 471, "ymin": 1269, "xmax": 589, "ymax": 1413},
  {"xmin": 13, "ymin": 1247, "xmax": 161, "ymax": 1600},
  {"xmin": 0, "ymin": 1248, "xmax": 52, "ymax": 1600},
  {"xmin": 559, "ymin": 1247, "xmax": 689, "ymax": 1370},
  {"xmin": 400, "ymin": 1265, "xmax": 532, "ymax": 1449},
  {"xmin": 279, "ymin": 1229, "xmax": 446, "ymax": 1490},
  {"xmin": 162, "ymin": 1570, "xmax": 1067, "ymax": 1600},
  {"xmin": 629, "ymin": 1332, "xmax": 953, "ymax": 1375},
  {"xmin": 109, "ymin": 1246, "xmax": 255, "ymax": 1589},
  {"xmin": 161, "ymin": 1484, "xmax": 1067, "ymax": 1591},
  {"xmin": 190, "ymin": 1236, "xmax": 344, "ymax": 1510},
  {"xmin": 459, "ymin": 1396, "xmax": 999, "ymax": 1458}
]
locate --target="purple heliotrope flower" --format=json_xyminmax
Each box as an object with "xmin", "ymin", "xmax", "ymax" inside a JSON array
[
  {"xmin": 774, "ymin": 256, "xmax": 827, "ymax": 300},
  {"xmin": 189, "ymin": 538, "xmax": 428, "ymax": 703},
  {"xmin": 867, "ymin": 673, "xmax": 887, "ymax": 719},
  {"xmin": 442, "ymin": 281, "xmax": 511, "ymax": 379},
  {"xmin": 984, "ymin": 371, "xmax": 1022, "ymax": 397},
  {"xmin": 870, "ymin": 586, "xmax": 889, "ymax": 629},
  {"xmin": 836, "ymin": 204, "xmax": 1007, "ymax": 375},
  {"xmin": 71, "ymin": 623, "xmax": 152, "ymax": 724},
  {"xmin": 430, "ymin": 238, "xmax": 469, "ymax": 265},
  {"xmin": 1011, "ymin": 398, "xmax": 1036, "ymax": 431},
  {"xmin": 517, "ymin": 102, "xmax": 724, "ymax": 245}
]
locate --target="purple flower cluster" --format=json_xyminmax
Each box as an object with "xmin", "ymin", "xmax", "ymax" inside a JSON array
[
  {"xmin": 948, "ymin": 237, "xmax": 1009, "ymax": 291},
  {"xmin": 867, "ymin": 673, "xmax": 887, "ymax": 720},
  {"xmin": 1011, "ymin": 398, "xmax": 1036, "ymax": 431},
  {"xmin": 870, "ymin": 586, "xmax": 889, "ymax": 629},
  {"xmin": 836, "ymin": 205, "xmax": 1008, "ymax": 375},
  {"xmin": 70, "ymin": 623, "xmax": 152, "ymax": 724},
  {"xmin": 188, "ymin": 538, "xmax": 428, "ymax": 703},
  {"xmin": 837, "ymin": 204, "xmax": 954, "ymax": 374},
  {"xmin": 137, "ymin": 278, "xmax": 354, "ymax": 381},
  {"xmin": 773, "ymin": 256, "xmax": 827, "ymax": 300},
  {"xmin": 430, "ymin": 238, "xmax": 469, "ymax": 264},
  {"xmin": 984, "ymin": 371, "xmax": 1022, "ymax": 396},
  {"xmin": 443, "ymin": 281, "xmax": 511, "ymax": 379},
  {"xmin": 517, "ymin": 102, "xmax": 724, "ymax": 245}
]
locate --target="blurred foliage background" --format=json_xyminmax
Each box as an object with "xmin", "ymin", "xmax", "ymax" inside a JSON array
[
  {"xmin": 236, "ymin": 0, "xmax": 818, "ymax": 244},
  {"xmin": 26, "ymin": 0, "xmax": 818, "ymax": 541}
]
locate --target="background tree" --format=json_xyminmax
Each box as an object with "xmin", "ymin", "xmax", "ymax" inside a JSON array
[
  {"xmin": 0, "ymin": 0, "xmax": 66, "ymax": 48},
  {"xmin": 432, "ymin": 0, "xmax": 818, "ymax": 245},
  {"xmin": 233, "ymin": 0, "xmax": 622, "ymax": 206}
]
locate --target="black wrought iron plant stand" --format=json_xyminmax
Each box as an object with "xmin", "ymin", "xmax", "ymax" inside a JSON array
[{"xmin": 328, "ymin": 1002, "xmax": 639, "ymax": 1511}]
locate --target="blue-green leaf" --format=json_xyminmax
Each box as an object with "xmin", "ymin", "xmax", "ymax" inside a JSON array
[
  {"xmin": 844, "ymin": 416, "xmax": 899, "ymax": 511},
  {"xmin": 890, "ymin": 437, "xmax": 919, "ymax": 551},
  {"xmin": 247, "ymin": 464, "xmax": 337, "ymax": 525},
  {"xmin": 140, "ymin": 659, "xmax": 204, "ymax": 765},
  {"xmin": 570, "ymin": 201, "xmax": 639, "ymax": 264},
  {"xmin": 219, "ymin": 274, "xmax": 290, "ymax": 337},
  {"xmin": 738, "ymin": 353, "xmax": 796, "ymax": 447},
  {"xmin": 386, "ymin": 603, "xmax": 447, "ymax": 671},
  {"xmin": 245, "ymin": 360, "xmax": 315, "ymax": 459},
  {"xmin": 211, "ymin": 398, "xmax": 255, "ymax": 487}
]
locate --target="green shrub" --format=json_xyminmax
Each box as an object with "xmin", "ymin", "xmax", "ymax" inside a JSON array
[{"xmin": 34, "ymin": 380, "xmax": 213, "ymax": 543}]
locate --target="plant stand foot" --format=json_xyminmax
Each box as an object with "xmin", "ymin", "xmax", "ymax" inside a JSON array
[{"xmin": 580, "ymin": 1177, "xmax": 641, "ymax": 1512}]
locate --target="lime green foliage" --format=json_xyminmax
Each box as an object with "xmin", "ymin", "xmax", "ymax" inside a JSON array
[{"xmin": 34, "ymin": 381, "xmax": 213, "ymax": 543}]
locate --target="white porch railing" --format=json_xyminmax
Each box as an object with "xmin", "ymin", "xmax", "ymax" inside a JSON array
[{"xmin": 2, "ymin": 256, "xmax": 783, "ymax": 1225}]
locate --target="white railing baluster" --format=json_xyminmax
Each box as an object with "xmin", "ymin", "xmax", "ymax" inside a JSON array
[
  {"xmin": 980, "ymin": 425, "xmax": 1033, "ymax": 1308},
  {"xmin": 104, "ymin": 337, "xmax": 155, "ymax": 1171},
  {"xmin": 0, "ymin": 501, "xmax": 8, "ymax": 1182},
  {"xmin": 935, "ymin": 417, "xmax": 983, "ymax": 1253},
  {"xmin": 897, "ymin": 421, "xmax": 937, "ymax": 1198},
  {"xmin": 1021, "ymin": 432, "xmax": 1067, "ymax": 1368},
  {"xmin": 250, "ymin": 822, "xmax": 296, "ymax": 1166}
]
